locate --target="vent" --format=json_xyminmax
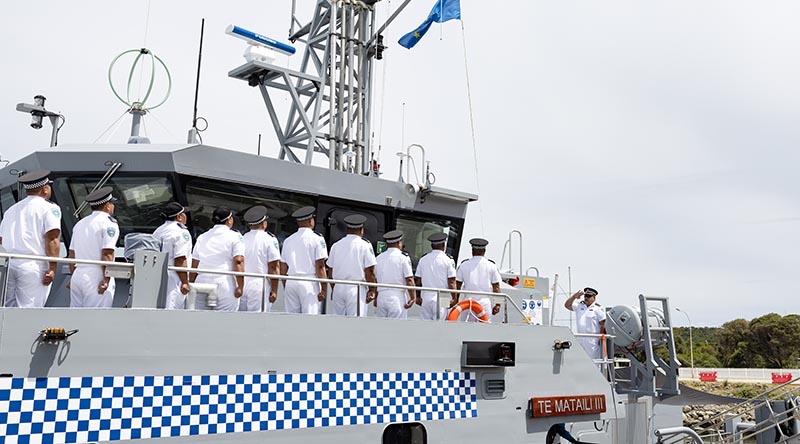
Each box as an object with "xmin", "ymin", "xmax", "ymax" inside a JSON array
[{"xmin": 484, "ymin": 379, "xmax": 506, "ymax": 399}]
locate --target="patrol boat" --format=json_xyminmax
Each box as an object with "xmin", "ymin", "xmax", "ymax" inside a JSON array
[{"xmin": 3, "ymin": 1, "xmax": 796, "ymax": 443}]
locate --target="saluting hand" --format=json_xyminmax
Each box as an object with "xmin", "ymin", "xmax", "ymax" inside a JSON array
[
  {"xmin": 42, "ymin": 270, "xmax": 55, "ymax": 286},
  {"xmin": 268, "ymin": 290, "xmax": 277, "ymax": 303},
  {"xmin": 234, "ymin": 286, "xmax": 243, "ymax": 298}
]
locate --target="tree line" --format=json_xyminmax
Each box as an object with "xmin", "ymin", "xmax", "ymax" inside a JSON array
[{"xmin": 669, "ymin": 313, "xmax": 800, "ymax": 369}]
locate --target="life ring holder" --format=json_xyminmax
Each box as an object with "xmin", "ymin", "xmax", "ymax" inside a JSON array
[{"xmin": 446, "ymin": 299, "xmax": 490, "ymax": 322}]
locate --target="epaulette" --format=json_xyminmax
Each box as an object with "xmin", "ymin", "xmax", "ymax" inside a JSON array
[
  {"xmin": 314, "ymin": 231, "xmax": 323, "ymax": 237},
  {"xmin": 460, "ymin": 258, "xmax": 469, "ymax": 264},
  {"xmin": 107, "ymin": 215, "xmax": 117, "ymax": 223},
  {"xmin": 361, "ymin": 237, "xmax": 371, "ymax": 243},
  {"xmin": 268, "ymin": 231, "xmax": 276, "ymax": 237},
  {"xmin": 177, "ymin": 222, "xmax": 187, "ymax": 229},
  {"xmin": 487, "ymin": 258, "xmax": 495, "ymax": 264},
  {"xmin": 447, "ymin": 254, "xmax": 453, "ymax": 260},
  {"xmin": 401, "ymin": 250, "xmax": 409, "ymax": 256}
]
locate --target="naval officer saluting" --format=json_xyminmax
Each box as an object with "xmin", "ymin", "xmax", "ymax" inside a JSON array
[
  {"xmin": 0, "ymin": 170, "xmax": 62, "ymax": 307},
  {"xmin": 152, "ymin": 202, "xmax": 192, "ymax": 309},
  {"xmin": 68, "ymin": 187, "xmax": 120, "ymax": 308},
  {"xmin": 240, "ymin": 206, "xmax": 281, "ymax": 312},
  {"xmin": 414, "ymin": 232, "xmax": 457, "ymax": 320},
  {"xmin": 280, "ymin": 206, "xmax": 328, "ymax": 314},
  {"xmin": 375, "ymin": 230, "xmax": 415, "ymax": 318},
  {"xmin": 455, "ymin": 238, "xmax": 502, "ymax": 322},
  {"xmin": 191, "ymin": 207, "xmax": 245, "ymax": 311},
  {"xmin": 326, "ymin": 214, "xmax": 377, "ymax": 316}
]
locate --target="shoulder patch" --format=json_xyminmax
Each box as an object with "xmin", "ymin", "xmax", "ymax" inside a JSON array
[
  {"xmin": 106, "ymin": 227, "xmax": 116, "ymax": 238},
  {"xmin": 182, "ymin": 232, "xmax": 191, "ymax": 241},
  {"xmin": 51, "ymin": 207, "xmax": 61, "ymax": 217}
]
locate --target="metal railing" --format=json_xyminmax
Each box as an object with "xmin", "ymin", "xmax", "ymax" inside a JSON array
[
  {"xmin": 658, "ymin": 375, "xmax": 800, "ymax": 444},
  {"xmin": 0, "ymin": 251, "xmax": 533, "ymax": 324}
]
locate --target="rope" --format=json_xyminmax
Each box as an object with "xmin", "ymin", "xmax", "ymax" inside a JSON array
[
  {"xmin": 138, "ymin": 0, "xmax": 153, "ymax": 101},
  {"xmin": 460, "ymin": 20, "xmax": 485, "ymax": 236},
  {"xmin": 375, "ymin": 0, "xmax": 392, "ymax": 165},
  {"xmin": 92, "ymin": 109, "xmax": 130, "ymax": 144}
]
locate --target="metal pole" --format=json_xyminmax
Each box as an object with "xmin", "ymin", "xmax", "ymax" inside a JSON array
[
  {"xmin": 328, "ymin": 0, "xmax": 338, "ymax": 170},
  {"xmin": 550, "ymin": 273, "xmax": 559, "ymax": 326},
  {"xmin": 345, "ymin": 3, "xmax": 356, "ymax": 172},
  {"xmin": 336, "ymin": 1, "xmax": 348, "ymax": 171},
  {"xmin": 262, "ymin": 276, "xmax": 267, "ymax": 312},
  {"xmin": 676, "ymin": 307, "xmax": 695, "ymax": 379},
  {"xmin": 354, "ymin": 5, "xmax": 364, "ymax": 174},
  {"xmin": 436, "ymin": 289, "xmax": 441, "ymax": 320},
  {"xmin": 356, "ymin": 285, "xmax": 361, "ymax": 317}
]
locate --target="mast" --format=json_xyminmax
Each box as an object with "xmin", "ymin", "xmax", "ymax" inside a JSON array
[{"xmin": 230, "ymin": 0, "xmax": 408, "ymax": 174}]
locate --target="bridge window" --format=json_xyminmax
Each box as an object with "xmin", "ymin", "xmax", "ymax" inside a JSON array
[
  {"xmin": 64, "ymin": 176, "xmax": 176, "ymax": 245},
  {"xmin": 183, "ymin": 178, "xmax": 314, "ymax": 244},
  {"xmin": 395, "ymin": 214, "xmax": 463, "ymax": 268},
  {"xmin": 382, "ymin": 423, "xmax": 427, "ymax": 444}
]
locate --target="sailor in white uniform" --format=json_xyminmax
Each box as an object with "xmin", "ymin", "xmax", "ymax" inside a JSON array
[
  {"xmin": 0, "ymin": 170, "xmax": 61, "ymax": 307},
  {"xmin": 68, "ymin": 187, "xmax": 120, "ymax": 308},
  {"xmin": 375, "ymin": 230, "xmax": 415, "ymax": 319},
  {"xmin": 280, "ymin": 206, "xmax": 328, "ymax": 314},
  {"xmin": 191, "ymin": 208, "xmax": 245, "ymax": 311},
  {"xmin": 152, "ymin": 202, "xmax": 192, "ymax": 309},
  {"xmin": 239, "ymin": 206, "xmax": 281, "ymax": 312},
  {"xmin": 326, "ymin": 214, "xmax": 377, "ymax": 317},
  {"xmin": 414, "ymin": 232, "xmax": 457, "ymax": 320},
  {"xmin": 565, "ymin": 287, "xmax": 607, "ymax": 361},
  {"xmin": 455, "ymin": 238, "xmax": 502, "ymax": 323}
]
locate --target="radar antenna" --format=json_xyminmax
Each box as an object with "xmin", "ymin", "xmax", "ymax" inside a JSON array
[
  {"xmin": 108, "ymin": 48, "xmax": 172, "ymax": 144},
  {"xmin": 229, "ymin": 0, "xmax": 412, "ymax": 174}
]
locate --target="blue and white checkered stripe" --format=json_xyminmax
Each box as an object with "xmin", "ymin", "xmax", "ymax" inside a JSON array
[{"xmin": 0, "ymin": 372, "xmax": 477, "ymax": 444}]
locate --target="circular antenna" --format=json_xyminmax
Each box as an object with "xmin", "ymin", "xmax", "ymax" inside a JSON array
[{"xmin": 108, "ymin": 48, "xmax": 172, "ymax": 111}]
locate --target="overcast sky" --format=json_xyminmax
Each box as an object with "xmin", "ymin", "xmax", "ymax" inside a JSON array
[{"xmin": 2, "ymin": 1, "xmax": 799, "ymax": 326}]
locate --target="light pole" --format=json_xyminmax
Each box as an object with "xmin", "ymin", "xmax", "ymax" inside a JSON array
[{"xmin": 676, "ymin": 307, "xmax": 695, "ymax": 379}]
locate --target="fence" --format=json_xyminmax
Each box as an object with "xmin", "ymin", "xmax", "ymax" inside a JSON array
[{"xmin": 680, "ymin": 367, "xmax": 800, "ymax": 384}]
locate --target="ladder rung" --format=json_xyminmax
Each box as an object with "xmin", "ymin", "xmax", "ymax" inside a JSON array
[{"xmin": 649, "ymin": 327, "xmax": 671, "ymax": 332}]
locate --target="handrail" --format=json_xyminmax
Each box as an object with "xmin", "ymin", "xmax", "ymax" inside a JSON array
[{"xmin": 0, "ymin": 251, "xmax": 533, "ymax": 323}]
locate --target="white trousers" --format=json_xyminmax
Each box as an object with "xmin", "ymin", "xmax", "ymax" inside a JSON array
[
  {"xmin": 578, "ymin": 337, "xmax": 603, "ymax": 361},
  {"xmin": 164, "ymin": 272, "xmax": 186, "ymax": 310},
  {"xmin": 419, "ymin": 292, "xmax": 446, "ymax": 321},
  {"xmin": 70, "ymin": 268, "xmax": 115, "ymax": 308},
  {"xmin": 4, "ymin": 260, "xmax": 51, "ymax": 308},
  {"xmin": 376, "ymin": 291, "xmax": 407, "ymax": 319},
  {"xmin": 332, "ymin": 284, "xmax": 367, "ymax": 317},
  {"xmin": 284, "ymin": 280, "xmax": 320, "ymax": 314},
  {"xmin": 238, "ymin": 279, "xmax": 272, "ymax": 312},
  {"xmin": 194, "ymin": 275, "xmax": 239, "ymax": 312}
]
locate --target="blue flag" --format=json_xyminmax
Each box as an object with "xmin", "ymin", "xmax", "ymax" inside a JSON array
[{"xmin": 398, "ymin": 0, "xmax": 461, "ymax": 49}]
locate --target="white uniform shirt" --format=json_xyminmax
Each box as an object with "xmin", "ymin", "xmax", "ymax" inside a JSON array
[
  {"xmin": 375, "ymin": 247, "xmax": 413, "ymax": 299},
  {"xmin": 153, "ymin": 220, "xmax": 192, "ymax": 265},
  {"xmin": 0, "ymin": 195, "xmax": 61, "ymax": 256},
  {"xmin": 243, "ymin": 230, "xmax": 281, "ymax": 279},
  {"xmin": 326, "ymin": 234, "xmax": 377, "ymax": 281},
  {"xmin": 415, "ymin": 249, "xmax": 456, "ymax": 301},
  {"xmin": 280, "ymin": 227, "xmax": 327, "ymax": 276},
  {"xmin": 573, "ymin": 300, "xmax": 606, "ymax": 335},
  {"xmin": 456, "ymin": 256, "xmax": 501, "ymax": 293},
  {"xmin": 192, "ymin": 225, "xmax": 245, "ymax": 271},
  {"xmin": 70, "ymin": 211, "xmax": 120, "ymax": 270}
]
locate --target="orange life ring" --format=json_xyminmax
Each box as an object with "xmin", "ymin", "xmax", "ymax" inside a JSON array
[{"xmin": 447, "ymin": 299, "xmax": 490, "ymax": 322}]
